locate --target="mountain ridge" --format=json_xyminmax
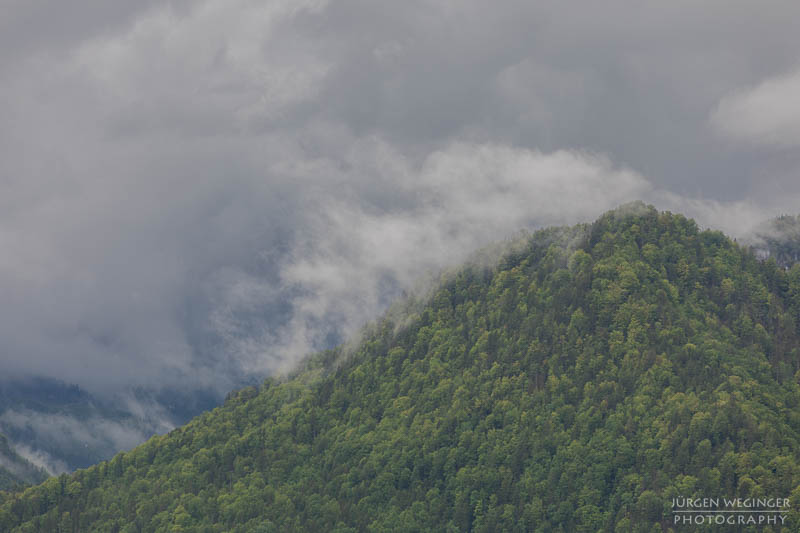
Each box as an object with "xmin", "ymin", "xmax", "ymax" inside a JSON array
[{"xmin": 2, "ymin": 203, "xmax": 800, "ymax": 532}]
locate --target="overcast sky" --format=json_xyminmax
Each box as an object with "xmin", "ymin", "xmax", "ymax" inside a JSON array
[{"xmin": 2, "ymin": 0, "xmax": 800, "ymax": 405}]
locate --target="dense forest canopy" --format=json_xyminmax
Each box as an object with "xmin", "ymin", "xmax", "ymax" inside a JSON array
[{"xmin": 2, "ymin": 203, "xmax": 800, "ymax": 532}]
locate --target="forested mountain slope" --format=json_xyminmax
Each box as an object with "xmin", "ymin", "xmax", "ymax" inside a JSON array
[{"xmin": 3, "ymin": 203, "xmax": 800, "ymax": 532}]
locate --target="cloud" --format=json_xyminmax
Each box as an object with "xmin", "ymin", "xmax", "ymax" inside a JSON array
[
  {"xmin": 70, "ymin": 0, "xmax": 330, "ymax": 137},
  {"xmin": 711, "ymin": 69, "xmax": 800, "ymax": 147},
  {"xmin": 266, "ymin": 142, "xmax": 652, "ymax": 372},
  {"xmin": 252, "ymin": 140, "xmax": 795, "ymax": 374}
]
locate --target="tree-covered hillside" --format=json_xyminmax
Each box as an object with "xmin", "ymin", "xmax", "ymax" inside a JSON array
[{"xmin": 2, "ymin": 203, "xmax": 800, "ymax": 532}]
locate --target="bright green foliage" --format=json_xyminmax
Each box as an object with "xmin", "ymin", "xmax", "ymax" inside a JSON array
[{"xmin": 2, "ymin": 203, "xmax": 800, "ymax": 532}]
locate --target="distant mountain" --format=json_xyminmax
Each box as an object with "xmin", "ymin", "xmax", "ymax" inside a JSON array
[
  {"xmin": 0, "ymin": 433, "xmax": 47, "ymax": 491},
  {"xmin": 3, "ymin": 204, "xmax": 800, "ymax": 531},
  {"xmin": 0, "ymin": 377, "xmax": 221, "ymax": 473}
]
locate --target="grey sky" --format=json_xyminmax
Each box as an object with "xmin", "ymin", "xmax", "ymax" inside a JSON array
[{"xmin": 1, "ymin": 0, "xmax": 800, "ymax": 429}]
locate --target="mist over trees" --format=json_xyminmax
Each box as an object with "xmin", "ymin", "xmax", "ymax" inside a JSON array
[
  {"xmin": 751, "ymin": 215, "xmax": 800, "ymax": 268},
  {"xmin": 0, "ymin": 434, "xmax": 47, "ymax": 492}
]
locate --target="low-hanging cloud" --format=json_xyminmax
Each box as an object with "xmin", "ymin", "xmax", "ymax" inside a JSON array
[
  {"xmin": 0, "ymin": 407, "xmax": 168, "ymax": 474},
  {"xmin": 266, "ymin": 142, "xmax": 653, "ymax": 373},
  {"xmin": 245, "ymin": 140, "xmax": 798, "ymax": 375}
]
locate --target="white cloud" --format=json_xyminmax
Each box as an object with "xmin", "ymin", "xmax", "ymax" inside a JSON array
[
  {"xmin": 711, "ymin": 69, "xmax": 800, "ymax": 147},
  {"xmin": 262, "ymin": 140, "xmax": 788, "ymax": 374},
  {"xmin": 267, "ymin": 142, "xmax": 651, "ymax": 371}
]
